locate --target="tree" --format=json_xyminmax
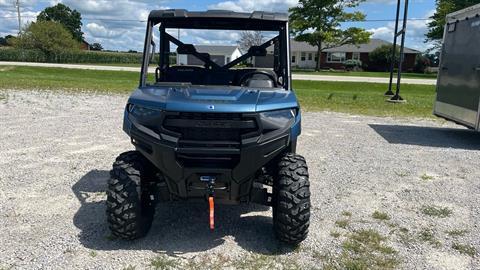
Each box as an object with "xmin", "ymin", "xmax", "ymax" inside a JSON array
[
  {"xmin": 11, "ymin": 21, "xmax": 79, "ymax": 54},
  {"xmin": 90, "ymin": 43, "xmax": 103, "ymax": 51},
  {"xmin": 369, "ymin": 45, "xmax": 400, "ymax": 72},
  {"xmin": 37, "ymin": 3, "xmax": 84, "ymax": 42},
  {"xmin": 427, "ymin": 0, "xmax": 480, "ymax": 45},
  {"xmin": 0, "ymin": 35, "xmax": 14, "ymax": 46},
  {"xmin": 289, "ymin": 0, "xmax": 371, "ymax": 71},
  {"xmin": 413, "ymin": 54, "xmax": 431, "ymax": 73},
  {"xmin": 425, "ymin": 52, "xmax": 440, "ymax": 67},
  {"xmin": 237, "ymin": 31, "xmax": 265, "ymax": 53}
]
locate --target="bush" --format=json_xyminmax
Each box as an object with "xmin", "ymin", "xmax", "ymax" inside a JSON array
[
  {"xmin": 344, "ymin": 59, "xmax": 362, "ymax": 71},
  {"xmin": 0, "ymin": 48, "xmax": 174, "ymax": 65},
  {"xmin": 369, "ymin": 45, "xmax": 399, "ymax": 72},
  {"xmin": 0, "ymin": 48, "xmax": 141, "ymax": 64},
  {"xmin": 11, "ymin": 21, "xmax": 79, "ymax": 54},
  {"xmin": 414, "ymin": 55, "xmax": 431, "ymax": 73}
]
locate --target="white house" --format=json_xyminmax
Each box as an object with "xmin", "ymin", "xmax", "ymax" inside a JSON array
[{"xmin": 177, "ymin": 45, "xmax": 242, "ymax": 66}]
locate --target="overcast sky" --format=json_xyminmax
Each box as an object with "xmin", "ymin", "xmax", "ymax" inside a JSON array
[{"xmin": 0, "ymin": 0, "xmax": 435, "ymax": 52}]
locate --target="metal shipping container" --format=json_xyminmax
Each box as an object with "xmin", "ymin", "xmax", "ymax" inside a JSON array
[{"xmin": 434, "ymin": 4, "xmax": 480, "ymax": 131}]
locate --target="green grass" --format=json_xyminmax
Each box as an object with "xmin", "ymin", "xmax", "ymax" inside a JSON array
[
  {"xmin": 89, "ymin": 250, "xmax": 97, "ymax": 257},
  {"xmin": 150, "ymin": 255, "xmax": 176, "ymax": 270},
  {"xmin": 335, "ymin": 219, "xmax": 350, "ymax": 229},
  {"xmin": 420, "ymin": 173, "xmax": 434, "ymax": 181},
  {"xmin": 421, "ymin": 205, "xmax": 453, "ymax": 218},
  {"xmin": 0, "ymin": 66, "xmax": 138, "ymax": 93},
  {"xmin": 331, "ymin": 231, "xmax": 342, "ymax": 238},
  {"xmin": 452, "ymin": 243, "xmax": 477, "ymax": 257},
  {"xmin": 293, "ymin": 80, "xmax": 436, "ymax": 118},
  {"xmin": 418, "ymin": 228, "xmax": 441, "ymax": 247},
  {"xmin": 336, "ymin": 229, "xmax": 399, "ymax": 270},
  {"xmin": 293, "ymin": 69, "xmax": 437, "ymax": 79},
  {"xmin": 0, "ymin": 66, "xmax": 437, "ymax": 117},
  {"xmin": 372, "ymin": 211, "xmax": 391, "ymax": 221},
  {"xmin": 446, "ymin": 229, "xmax": 469, "ymax": 237}
]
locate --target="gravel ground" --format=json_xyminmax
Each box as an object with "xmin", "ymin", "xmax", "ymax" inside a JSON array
[{"xmin": 1, "ymin": 89, "xmax": 479, "ymax": 270}]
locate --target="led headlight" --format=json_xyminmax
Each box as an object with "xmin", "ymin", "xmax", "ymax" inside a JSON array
[
  {"xmin": 259, "ymin": 109, "xmax": 296, "ymax": 130},
  {"xmin": 128, "ymin": 104, "xmax": 162, "ymax": 118}
]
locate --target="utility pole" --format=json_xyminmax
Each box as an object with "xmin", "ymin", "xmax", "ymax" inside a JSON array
[{"xmin": 15, "ymin": 0, "xmax": 22, "ymax": 35}]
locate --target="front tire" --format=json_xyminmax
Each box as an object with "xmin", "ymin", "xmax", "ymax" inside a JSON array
[
  {"xmin": 272, "ymin": 153, "xmax": 311, "ymax": 245},
  {"xmin": 106, "ymin": 151, "xmax": 157, "ymax": 240}
]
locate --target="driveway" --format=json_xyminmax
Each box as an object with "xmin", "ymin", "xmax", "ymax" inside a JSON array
[{"xmin": 0, "ymin": 89, "xmax": 478, "ymax": 269}]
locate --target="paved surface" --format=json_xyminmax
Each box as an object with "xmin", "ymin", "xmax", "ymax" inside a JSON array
[
  {"xmin": 0, "ymin": 61, "xmax": 437, "ymax": 85},
  {"xmin": 1, "ymin": 90, "xmax": 479, "ymax": 270}
]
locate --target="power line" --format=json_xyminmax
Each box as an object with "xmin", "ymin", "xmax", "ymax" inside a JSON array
[
  {"xmin": 0, "ymin": 15, "xmax": 147, "ymax": 22},
  {"xmin": 0, "ymin": 15, "xmax": 430, "ymax": 23}
]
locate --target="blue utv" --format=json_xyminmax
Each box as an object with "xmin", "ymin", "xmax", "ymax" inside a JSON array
[{"xmin": 106, "ymin": 9, "xmax": 311, "ymax": 245}]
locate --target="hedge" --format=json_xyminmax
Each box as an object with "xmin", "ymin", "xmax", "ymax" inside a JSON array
[{"xmin": 0, "ymin": 48, "xmax": 174, "ymax": 64}]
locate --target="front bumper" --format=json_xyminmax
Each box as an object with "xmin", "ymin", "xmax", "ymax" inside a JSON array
[{"xmin": 124, "ymin": 110, "xmax": 300, "ymax": 203}]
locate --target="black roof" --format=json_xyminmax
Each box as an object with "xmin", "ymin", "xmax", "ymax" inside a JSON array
[{"xmin": 148, "ymin": 9, "xmax": 288, "ymax": 31}]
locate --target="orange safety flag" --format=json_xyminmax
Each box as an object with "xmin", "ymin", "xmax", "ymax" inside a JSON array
[{"xmin": 209, "ymin": 196, "xmax": 214, "ymax": 230}]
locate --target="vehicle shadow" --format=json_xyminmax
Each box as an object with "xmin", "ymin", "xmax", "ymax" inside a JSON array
[
  {"xmin": 72, "ymin": 170, "xmax": 294, "ymax": 255},
  {"xmin": 369, "ymin": 124, "xmax": 480, "ymax": 150}
]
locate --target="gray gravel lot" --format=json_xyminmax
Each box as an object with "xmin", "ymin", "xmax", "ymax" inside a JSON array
[{"xmin": 1, "ymin": 89, "xmax": 480, "ymax": 270}]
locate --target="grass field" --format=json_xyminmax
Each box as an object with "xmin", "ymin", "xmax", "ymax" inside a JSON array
[
  {"xmin": 293, "ymin": 70, "xmax": 438, "ymax": 79},
  {"xmin": 0, "ymin": 65, "xmax": 436, "ymax": 117},
  {"xmin": 71, "ymin": 64, "xmax": 437, "ymax": 79}
]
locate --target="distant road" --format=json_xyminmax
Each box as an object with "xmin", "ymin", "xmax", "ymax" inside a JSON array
[
  {"xmin": 293, "ymin": 74, "xmax": 436, "ymax": 85},
  {"xmin": 0, "ymin": 61, "xmax": 437, "ymax": 85}
]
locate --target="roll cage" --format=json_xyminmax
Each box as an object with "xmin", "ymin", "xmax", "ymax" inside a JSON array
[{"xmin": 139, "ymin": 9, "xmax": 292, "ymax": 90}]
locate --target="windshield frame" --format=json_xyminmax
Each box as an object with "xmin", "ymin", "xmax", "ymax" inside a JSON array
[{"xmin": 139, "ymin": 17, "xmax": 292, "ymax": 90}]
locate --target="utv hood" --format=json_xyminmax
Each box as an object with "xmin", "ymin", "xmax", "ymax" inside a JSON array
[{"xmin": 127, "ymin": 85, "xmax": 299, "ymax": 112}]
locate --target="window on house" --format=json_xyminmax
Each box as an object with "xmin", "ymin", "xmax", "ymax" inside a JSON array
[
  {"xmin": 292, "ymin": 55, "xmax": 296, "ymax": 63},
  {"xmin": 301, "ymin": 52, "xmax": 306, "ymax": 61},
  {"xmin": 327, "ymin": 52, "xmax": 346, "ymax": 63},
  {"xmin": 308, "ymin": 53, "xmax": 313, "ymax": 61},
  {"xmin": 314, "ymin": 53, "xmax": 318, "ymax": 61},
  {"xmin": 352, "ymin": 52, "xmax": 360, "ymax": 61}
]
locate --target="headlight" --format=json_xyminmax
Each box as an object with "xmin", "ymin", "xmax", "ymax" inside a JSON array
[
  {"xmin": 260, "ymin": 109, "xmax": 295, "ymax": 130},
  {"xmin": 128, "ymin": 104, "xmax": 162, "ymax": 118}
]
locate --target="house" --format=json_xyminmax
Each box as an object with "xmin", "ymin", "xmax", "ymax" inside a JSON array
[
  {"xmin": 177, "ymin": 45, "xmax": 242, "ymax": 66},
  {"xmin": 255, "ymin": 38, "xmax": 420, "ymax": 71},
  {"xmin": 80, "ymin": 40, "xmax": 90, "ymax": 50},
  {"xmin": 289, "ymin": 38, "xmax": 420, "ymax": 71}
]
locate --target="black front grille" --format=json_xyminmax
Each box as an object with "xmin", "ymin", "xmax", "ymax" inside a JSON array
[
  {"xmin": 162, "ymin": 112, "xmax": 258, "ymax": 168},
  {"xmin": 163, "ymin": 112, "xmax": 258, "ymax": 142}
]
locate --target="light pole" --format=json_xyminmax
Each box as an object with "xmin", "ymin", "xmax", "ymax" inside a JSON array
[{"xmin": 15, "ymin": 0, "xmax": 22, "ymax": 35}]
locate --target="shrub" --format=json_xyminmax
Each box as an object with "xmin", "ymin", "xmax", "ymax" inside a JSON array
[
  {"xmin": 414, "ymin": 55, "xmax": 431, "ymax": 73},
  {"xmin": 344, "ymin": 59, "xmax": 363, "ymax": 71},
  {"xmin": 0, "ymin": 48, "xmax": 170, "ymax": 65},
  {"xmin": 11, "ymin": 21, "xmax": 79, "ymax": 55},
  {"xmin": 369, "ymin": 45, "xmax": 399, "ymax": 72}
]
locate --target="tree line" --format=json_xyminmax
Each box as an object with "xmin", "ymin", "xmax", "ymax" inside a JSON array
[{"xmin": 1, "ymin": 0, "xmax": 478, "ymax": 69}]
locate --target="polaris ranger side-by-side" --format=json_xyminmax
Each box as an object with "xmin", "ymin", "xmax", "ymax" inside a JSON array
[{"xmin": 106, "ymin": 9, "xmax": 311, "ymax": 244}]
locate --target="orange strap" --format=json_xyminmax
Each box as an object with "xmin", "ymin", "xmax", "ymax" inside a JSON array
[{"xmin": 209, "ymin": 196, "xmax": 214, "ymax": 230}]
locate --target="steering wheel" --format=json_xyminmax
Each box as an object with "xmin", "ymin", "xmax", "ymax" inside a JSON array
[{"xmin": 238, "ymin": 71, "xmax": 278, "ymax": 88}]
